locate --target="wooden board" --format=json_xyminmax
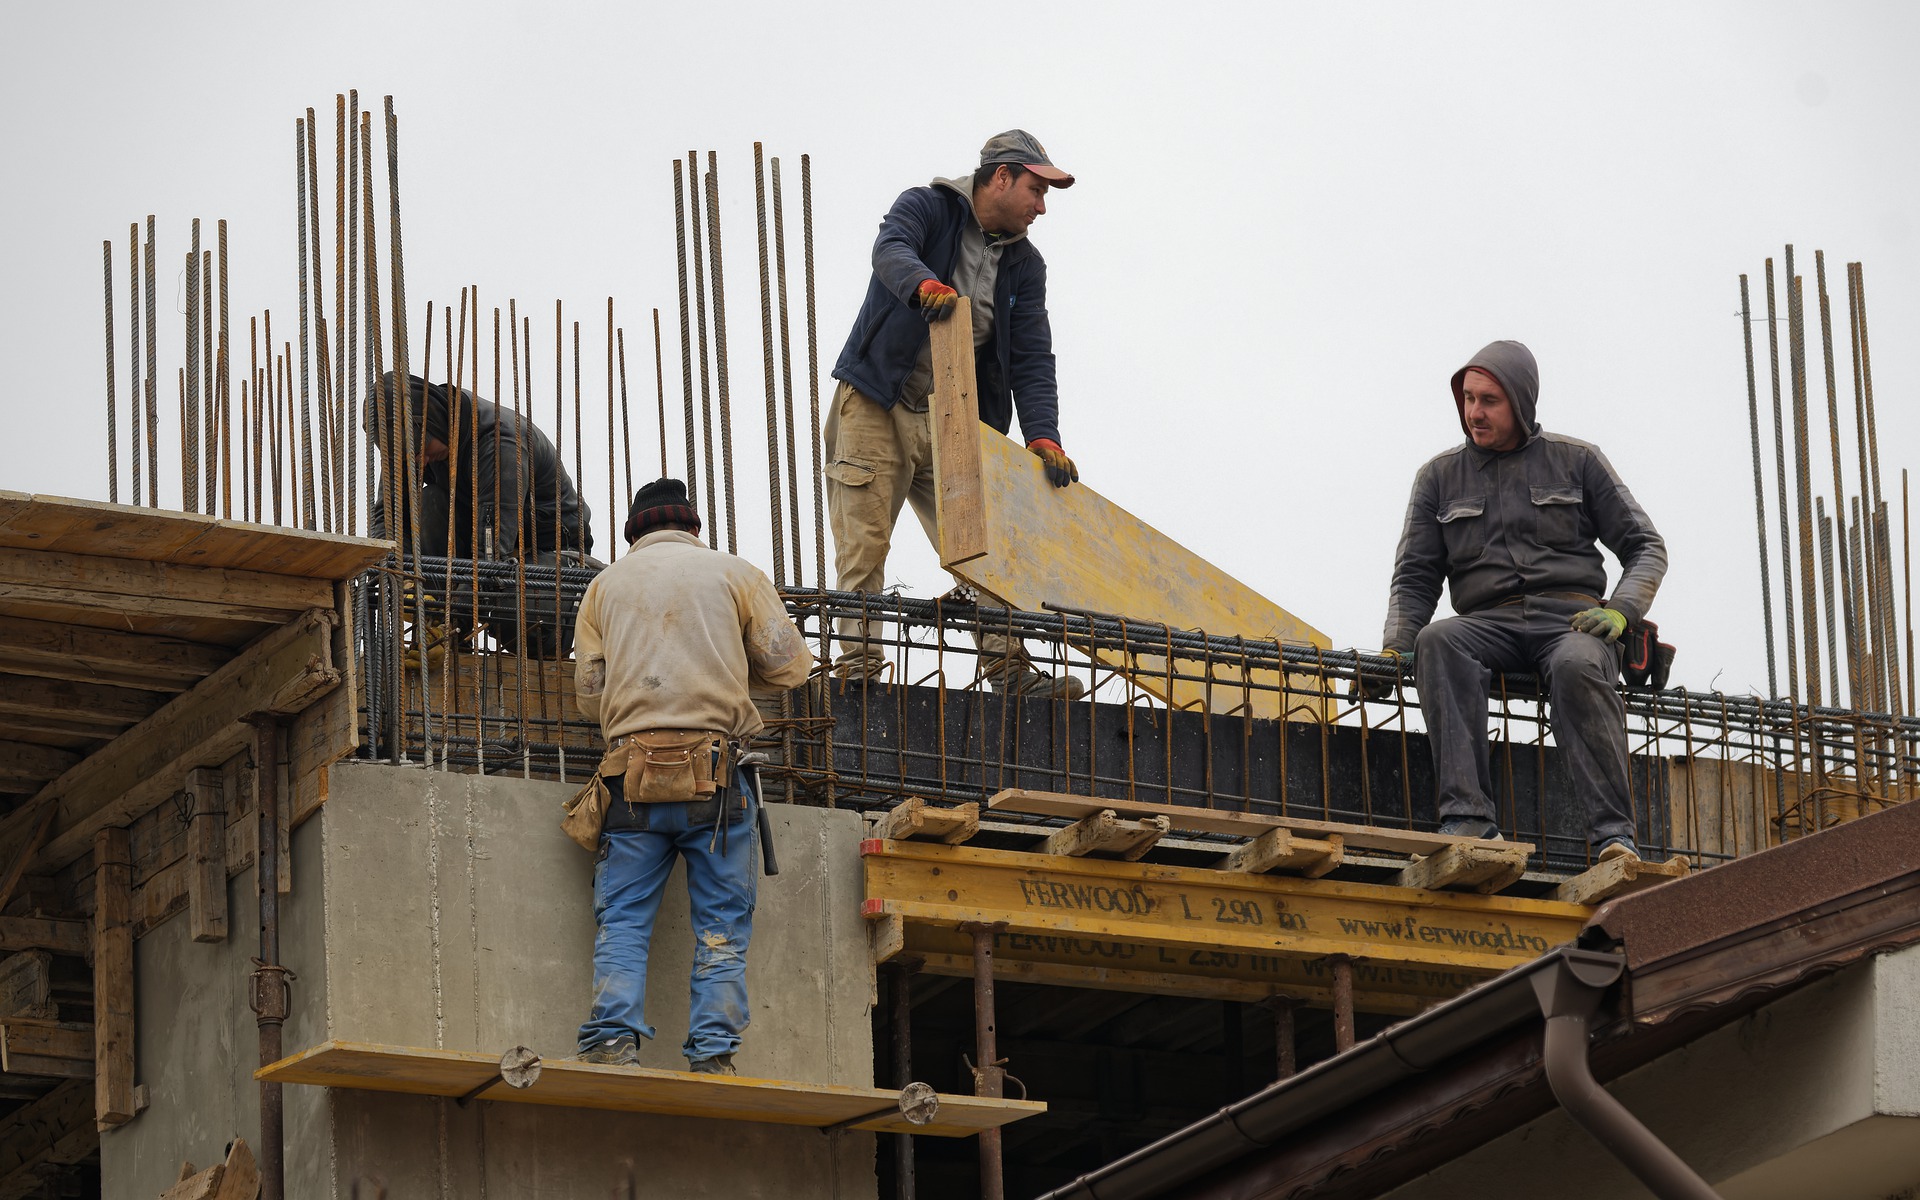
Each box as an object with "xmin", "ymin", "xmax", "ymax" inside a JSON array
[
  {"xmin": 923, "ymin": 313, "xmax": 1328, "ymax": 718},
  {"xmin": 257, "ymin": 1040, "xmax": 1044, "ymax": 1137},
  {"xmin": 0, "ymin": 492, "xmax": 389, "ymax": 581},
  {"xmin": 988, "ymin": 789, "xmax": 1538, "ymax": 860},
  {"xmin": 862, "ymin": 839, "xmax": 1588, "ymax": 978}
]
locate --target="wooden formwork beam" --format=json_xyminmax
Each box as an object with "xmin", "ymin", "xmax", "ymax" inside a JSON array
[
  {"xmin": 1393, "ymin": 843, "xmax": 1530, "ymax": 894},
  {"xmin": 872, "ymin": 797, "xmax": 979, "ymax": 845},
  {"xmin": 91, "ymin": 828, "xmax": 136, "ymax": 1130},
  {"xmin": 184, "ymin": 767, "xmax": 229, "ymax": 944},
  {"xmin": 1043, "ymin": 810, "xmax": 1170, "ymax": 861}
]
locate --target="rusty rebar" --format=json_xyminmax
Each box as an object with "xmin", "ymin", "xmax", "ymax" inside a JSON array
[
  {"xmin": 219, "ymin": 222, "xmax": 232, "ymax": 519},
  {"xmin": 129, "ymin": 222, "xmax": 142, "ymax": 506},
  {"xmin": 803, "ymin": 155, "xmax": 825, "ymax": 601},
  {"xmin": 334, "ymin": 96, "xmax": 348, "ymax": 534},
  {"xmin": 1764, "ymin": 260, "xmax": 1798, "ymax": 704},
  {"xmin": 102, "ymin": 239, "xmax": 117, "ymax": 502},
  {"xmin": 687, "ymin": 153, "xmax": 718, "ymax": 548},
  {"xmin": 186, "ymin": 222, "xmax": 201, "ymax": 512},
  {"xmin": 772, "ymin": 156, "xmax": 803, "ymax": 587},
  {"xmin": 204, "ymin": 249, "xmax": 216, "ymax": 514},
  {"xmin": 1786, "ymin": 257, "xmax": 1822, "ymax": 710},
  {"xmin": 296, "ymin": 118, "xmax": 314, "ymax": 529},
  {"xmin": 651, "ymin": 308, "xmax": 668, "ymax": 478},
  {"xmin": 705, "ymin": 158, "xmax": 739, "ymax": 554},
  {"xmin": 606, "ymin": 299, "xmax": 617, "ymax": 561},
  {"xmin": 672, "ymin": 158, "xmax": 699, "ymax": 513},
  {"xmin": 383, "ymin": 96, "xmax": 416, "ymax": 562},
  {"xmin": 143, "ymin": 218, "xmax": 158, "ymax": 506},
  {"xmin": 753, "ymin": 143, "xmax": 786, "ymax": 585},
  {"xmin": 347, "ymin": 91, "xmax": 361, "ymax": 536},
  {"xmin": 1740, "ymin": 275, "xmax": 1776, "ymax": 698},
  {"xmin": 1818, "ymin": 499, "xmax": 1844, "ymax": 705}
]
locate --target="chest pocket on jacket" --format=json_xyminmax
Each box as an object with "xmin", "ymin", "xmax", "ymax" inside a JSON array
[
  {"xmin": 1437, "ymin": 496, "xmax": 1487, "ymax": 561},
  {"xmin": 1530, "ymin": 486, "xmax": 1585, "ymax": 547}
]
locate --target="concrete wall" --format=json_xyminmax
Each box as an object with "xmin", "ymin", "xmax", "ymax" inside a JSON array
[
  {"xmin": 106, "ymin": 762, "xmax": 877, "ymax": 1199},
  {"xmin": 1384, "ymin": 941, "xmax": 1920, "ymax": 1200}
]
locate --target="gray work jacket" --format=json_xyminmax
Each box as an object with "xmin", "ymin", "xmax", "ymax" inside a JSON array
[{"xmin": 1381, "ymin": 431, "xmax": 1668, "ymax": 653}]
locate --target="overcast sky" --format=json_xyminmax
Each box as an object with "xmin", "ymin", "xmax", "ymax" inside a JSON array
[{"xmin": 4, "ymin": 2, "xmax": 1917, "ymax": 704}]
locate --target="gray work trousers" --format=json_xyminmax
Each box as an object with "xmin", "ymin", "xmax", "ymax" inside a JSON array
[{"xmin": 1413, "ymin": 596, "xmax": 1636, "ymax": 846}]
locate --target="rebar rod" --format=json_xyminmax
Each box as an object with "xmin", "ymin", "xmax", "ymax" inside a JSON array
[
  {"xmin": 215, "ymin": 224, "xmax": 230, "ymax": 517},
  {"xmin": 143, "ymin": 219, "xmax": 158, "ymax": 506},
  {"xmin": 204, "ymin": 251, "xmax": 216, "ymax": 514},
  {"xmin": 1764, "ymin": 260, "xmax": 1798, "ymax": 704},
  {"xmin": 296, "ymin": 120, "xmax": 314, "ymax": 529},
  {"xmin": 359, "ymin": 108, "xmax": 382, "ymax": 544},
  {"xmin": 1906, "ymin": 470, "xmax": 1914, "ymax": 722},
  {"xmin": 1819, "ymin": 499, "xmax": 1844, "ymax": 705},
  {"xmin": 803, "ymin": 155, "xmax": 825, "ymax": 598},
  {"xmin": 572, "ymin": 317, "xmax": 583, "ymax": 525},
  {"xmin": 128, "ymin": 223, "xmax": 142, "ymax": 506},
  {"xmin": 1845, "ymin": 265, "xmax": 1880, "ymax": 712},
  {"xmin": 347, "ymin": 92, "xmax": 360, "ymax": 536},
  {"xmin": 753, "ymin": 143, "xmax": 786, "ymax": 585},
  {"xmin": 672, "ymin": 158, "xmax": 699, "ymax": 511},
  {"xmin": 1739, "ymin": 275, "xmax": 1776, "ymax": 698},
  {"xmin": 688, "ymin": 154, "xmax": 719, "ymax": 548},
  {"xmin": 186, "ymin": 223, "xmax": 201, "ymax": 512},
  {"xmin": 651, "ymin": 309, "xmax": 668, "ymax": 477},
  {"xmin": 102, "ymin": 240, "xmax": 116, "ymax": 502},
  {"xmin": 1786, "ymin": 259, "xmax": 1822, "ymax": 710},
  {"xmin": 772, "ymin": 157, "xmax": 803, "ymax": 587},
  {"xmin": 384, "ymin": 96, "xmax": 415, "ymax": 566},
  {"xmin": 705, "ymin": 159, "xmax": 739, "ymax": 554},
  {"xmin": 335, "ymin": 96, "xmax": 348, "ymax": 534}
]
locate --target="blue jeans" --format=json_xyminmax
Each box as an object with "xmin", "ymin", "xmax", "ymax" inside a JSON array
[{"xmin": 576, "ymin": 770, "xmax": 759, "ymax": 1062}]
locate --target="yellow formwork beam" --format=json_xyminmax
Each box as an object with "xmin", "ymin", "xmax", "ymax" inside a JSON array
[{"xmin": 862, "ymin": 840, "xmax": 1589, "ymax": 1004}]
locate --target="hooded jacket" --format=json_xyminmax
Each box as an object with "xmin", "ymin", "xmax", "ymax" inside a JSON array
[
  {"xmin": 366, "ymin": 372, "xmax": 591, "ymax": 559},
  {"xmin": 1381, "ymin": 341, "xmax": 1667, "ymax": 652},
  {"xmin": 831, "ymin": 180, "xmax": 1060, "ymax": 445}
]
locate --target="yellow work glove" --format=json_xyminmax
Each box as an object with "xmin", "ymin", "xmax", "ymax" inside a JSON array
[
  {"xmin": 1571, "ymin": 607, "xmax": 1627, "ymax": 643},
  {"xmin": 1027, "ymin": 438, "xmax": 1078, "ymax": 488}
]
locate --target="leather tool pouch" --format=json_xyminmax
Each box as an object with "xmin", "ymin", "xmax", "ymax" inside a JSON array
[
  {"xmin": 560, "ymin": 743, "xmax": 629, "ymax": 852},
  {"xmin": 1621, "ymin": 620, "xmax": 1676, "ymax": 691},
  {"xmin": 623, "ymin": 730, "xmax": 728, "ymax": 805}
]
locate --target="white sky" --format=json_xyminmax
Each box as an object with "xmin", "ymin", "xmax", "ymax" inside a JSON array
[{"xmin": 4, "ymin": 1, "xmax": 1917, "ymax": 704}]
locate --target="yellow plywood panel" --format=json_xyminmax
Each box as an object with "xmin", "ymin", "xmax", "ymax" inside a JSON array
[
  {"xmin": 0, "ymin": 492, "xmax": 389, "ymax": 580},
  {"xmin": 922, "ymin": 312, "xmax": 1328, "ymax": 720},
  {"xmin": 862, "ymin": 839, "xmax": 1588, "ymax": 976},
  {"xmin": 258, "ymin": 1040, "xmax": 1044, "ymax": 1137}
]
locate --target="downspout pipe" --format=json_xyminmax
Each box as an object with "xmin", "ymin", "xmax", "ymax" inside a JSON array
[{"xmin": 1530, "ymin": 954, "xmax": 1721, "ymax": 1200}]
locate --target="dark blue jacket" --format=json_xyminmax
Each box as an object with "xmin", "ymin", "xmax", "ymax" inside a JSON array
[{"xmin": 831, "ymin": 184, "xmax": 1060, "ymax": 445}]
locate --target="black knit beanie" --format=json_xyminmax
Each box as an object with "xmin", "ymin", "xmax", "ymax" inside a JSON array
[{"xmin": 624, "ymin": 478, "xmax": 702, "ymax": 543}]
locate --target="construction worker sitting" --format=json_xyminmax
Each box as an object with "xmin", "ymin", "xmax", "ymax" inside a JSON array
[
  {"xmin": 365, "ymin": 371, "xmax": 597, "ymax": 658},
  {"xmin": 571, "ymin": 479, "xmax": 813, "ymax": 1073},
  {"xmin": 825, "ymin": 130, "xmax": 1082, "ymax": 698},
  {"xmin": 1379, "ymin": 341, "xmax": 1668, "ymax": 863}
]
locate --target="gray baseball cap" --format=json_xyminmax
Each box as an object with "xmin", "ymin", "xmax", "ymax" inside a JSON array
[{"xmin": 978, "ymin": 129, "xmax": 1074, "ymax": 188}]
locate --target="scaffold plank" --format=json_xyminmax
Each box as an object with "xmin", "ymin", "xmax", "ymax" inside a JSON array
[
  {"xmin": 258, "ymin": 1040, "xmax": 1044, "ymax": 1137},
  {"xmin": 861, "ymin": 839, "xmax": 1588, "ymax": 987}
]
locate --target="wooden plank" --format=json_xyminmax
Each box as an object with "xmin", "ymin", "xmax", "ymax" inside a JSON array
[
  {"xmin": 862, "ymin": 839, "xmax": 1588, "ymax": 977},
  {"xmin": 0, "ymin": 674, "xmax": 165, "ymax": 730},
  {"xmin": 0, "ymin": 955, "xmax": 53, "ymax": 1021},
  {"xmin": 989, "ymin": 789, "xmax": 1538, "ymax": 859},
  {"xmin": 0, "ymin": 920, "xmax": 87, "ymax": 959},
  {"xmin": 92, "ymin": 828, "xmax": 135, "ymax": 1129},
  {"xmin": 212, "ymin": 1137, "xmax": 259, "ymax": 1200},
  {"xmin": 0, "ymin": 616, "xmax": 224, "ymax": 693},
  {"xmin": 1393, "ymin": 843, "xmax": 1531, "ymax": 895},
  {"xmin": 258, "ymin": 1040, "xmax": 1045, "ymax": 1137},
  {"xmin": 159, "ymin": 1162, "xmax": 224, "ymax": 1200},
  {"xmin": 0, "ymin": 608, "xmax": 339, "ymax": 873},
  {"xmin": 185, "ymin": 768, "xmax": 228, "ymax": 943},
  {"xmin": 0, "ymin": 1079, "xmax": 91, "ymax": 1184},
  {"xmin": 1042, "ymin": 810, "xmax": 1169, "ymax": 862},
  {"xmin": 0, "ymin": 547, "xmax": 331, "ymax": 622},
  {"xmin": 1, "ymin": 1022, "xmax": 90, "ymax": 1063},
  {"xmin": 1552, "ymin": 853, "xmax": 1690, "ymax": 907},
  {"xmin": 872, "ymin": 797, "xmax": 979, "ymax": 845},
  {"xmin": 1223, "ymin": 827, "xmax": 1344, "ymax": 879},
  {"xmin": 0, "ymin": 492, "xmax": 389, "ymax": 581},
  {"xmin": 927, "ymin": 297, "xmax": 989, "ymax": 566},
  {"xmin": 0, "ymin": 745, "xmax": 80, "ymax": 792}
]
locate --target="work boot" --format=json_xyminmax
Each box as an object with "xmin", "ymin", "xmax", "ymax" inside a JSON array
[
  {"xmin": 1596, "ymin": 835, "xmax": 1641, "ymax": 864},
  {"xmin": 576, "ymin": 1035, "xmax": 639, "ymax": 1066},
  {"xmin": 992, "ymin": 668, "xmax": 1085, "ymax": 701},
  {"xmin": 1435, "ymin": 816, "xmax": 1504, "ymax": 841},
  {"xmin": 835, "ymin": 654, "xmax": 890, "ymax": 688},
  {"xmin": 687, "ymin": 1053, "xmax": 736, "ymax": 1076}
]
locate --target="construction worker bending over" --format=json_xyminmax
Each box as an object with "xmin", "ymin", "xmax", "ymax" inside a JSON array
[
  {"xmin": 826, "ymin": 130, "xmax": 1082, "ymax": 698},
  {"xmin": 1380, "ymin": 341, "xmax": 1667, "ymax": 862},
  {"xmin": 366, "ymin": 371, "xmax": 597, "ymax": 656},
  {"xmin": 572, "ymin": 479, "xmax": 813, "ymax": 1073}
]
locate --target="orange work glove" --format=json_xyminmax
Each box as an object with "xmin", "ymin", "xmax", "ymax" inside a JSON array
[
  {"xmin": 915, "ymin": 279, "xmax": 958, "ymax": 321},
  {"xmin": 1027, "ymin": 438, "xmax": 1078, "ymax": 488}
]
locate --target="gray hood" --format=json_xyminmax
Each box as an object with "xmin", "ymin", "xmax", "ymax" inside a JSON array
[{"xmin": 1450, "ymin": 340, "xmax": 1539, "ymax": 448}]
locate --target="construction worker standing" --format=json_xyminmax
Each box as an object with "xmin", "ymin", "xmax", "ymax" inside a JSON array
[
  {"xmin": 1380, "ymin": 341, "xmax": 1667, "ymax": 862},
  {"xmin": 571, "ymin": 479, "xmax": 813, "ymax": 1073},
  {"xmin": 826, "ymin": 130, "xmax": 1082, "ymax": 698}
]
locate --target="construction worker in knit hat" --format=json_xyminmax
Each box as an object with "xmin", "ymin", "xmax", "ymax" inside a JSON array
[
  {"xmin": 571, "ymin": 479, "xmax": 812, "ymax": 1073},
  {"xmin": 825, "ymin": 130, "xmax": 1082, "ymax": 698},
  {"xmin": 1378, "ymin": 341, "xmax": 1668, "ymax": 863}
]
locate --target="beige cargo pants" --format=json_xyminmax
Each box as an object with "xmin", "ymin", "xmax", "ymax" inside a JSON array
[{"xmin": 823, "ymin": 380, "xmax": 1022, "ymax": 680}]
